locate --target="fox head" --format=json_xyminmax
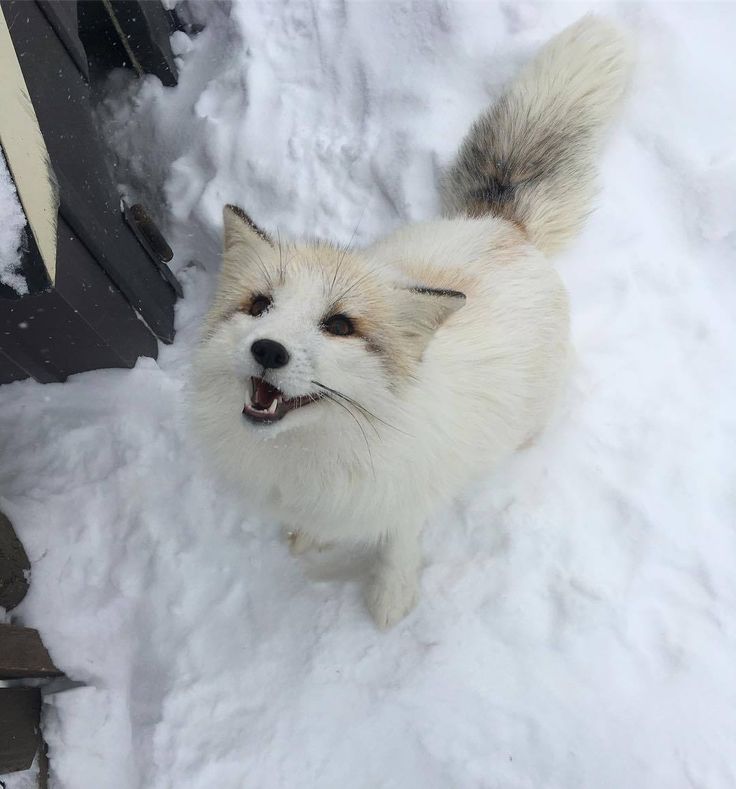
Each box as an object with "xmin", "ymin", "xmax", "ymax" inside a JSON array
[{"xmin": 192, "ymin": 205, "xmax": 465, "ymax": 447}]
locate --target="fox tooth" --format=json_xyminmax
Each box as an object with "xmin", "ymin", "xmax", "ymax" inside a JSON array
[{"xmin": 267, "ymin": 399, "xmax": 278, "ymax": 414}]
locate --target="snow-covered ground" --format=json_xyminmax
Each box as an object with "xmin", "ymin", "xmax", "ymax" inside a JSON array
[{"xmin": 2, "ymin": 1, "xmax": 736, "ymax": 787}]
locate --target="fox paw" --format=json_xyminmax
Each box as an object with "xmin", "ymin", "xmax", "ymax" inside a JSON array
[
  {"xmin": 287, "ymin": 530, "xmax": 317, "ymax": 555},
  {"xmin": 286, "ymin": 529, "xmax": 322, "ymax": 556},
  {"xmin": 366, "ymin": 572, "xmax": 418, "ymax": 629}
]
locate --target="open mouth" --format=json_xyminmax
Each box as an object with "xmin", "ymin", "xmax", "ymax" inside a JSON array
[{"xmin": 242, "ymin": 377, "xmax": 322, "ymax": 424}]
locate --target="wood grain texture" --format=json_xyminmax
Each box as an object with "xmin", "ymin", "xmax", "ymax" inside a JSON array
[
  {"xmin": 0, "ymin": 686, "xmax": 41, "ymax": 774},
  {"xmin": 0, "ymin": 625, "xmax": 62, "ymax": 680},
  {"xmin": 0, "ymin": 512, "xmax": 30, "ymax": 611}
]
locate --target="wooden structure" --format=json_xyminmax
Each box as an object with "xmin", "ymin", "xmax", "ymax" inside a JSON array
[
  {"xmin": 0, "ymin": 0, "xmax": 183, "ymax": 384},
  {"xmin": 0, "ymin": 514, "xmax": 62, "ymax": 783},
  {"xmin": 1, "ymin": 0, "xmax": 187, "ymax": 783}
]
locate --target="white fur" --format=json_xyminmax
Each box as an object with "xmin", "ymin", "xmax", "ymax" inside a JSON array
[
  {"xmin": 191, "ymin": 17, "xmax": 631, "ymax": 628},
  {"xmin": 443, "ymin": 15, "xmax": 633, "ymax": 254}
]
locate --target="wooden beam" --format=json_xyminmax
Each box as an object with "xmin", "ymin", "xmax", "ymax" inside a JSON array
[
  {"xmin": 0, "ymin": 686, "xmax": 41, "ymax": 774},
  {"xmin": 0, "ymin": 625, "xmax": 62, "ymax": 680},
  {"xmin": 0, "ymin": 512, "xmax": 30, "ymax": 610}
]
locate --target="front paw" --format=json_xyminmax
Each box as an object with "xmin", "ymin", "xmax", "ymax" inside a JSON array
[
  {"xmin": 285, "ymin": 529, "xmax": 333, "ymax": 556},
  {"xmin": 366, "ymin": 571, "xmax": 419, "ymax": 629},
  {"xmin": 286, "ymin": 529, "xmax": 319, "ymax": 555}
]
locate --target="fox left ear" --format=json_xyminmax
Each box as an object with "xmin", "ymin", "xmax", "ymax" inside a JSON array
[
  {"xmin": 396, "ymin": 286, "xmax": 466, "ymax": 357},
  {"xmin": 223, "ymin": 204, "xmax": 274, "ymax": 250}
]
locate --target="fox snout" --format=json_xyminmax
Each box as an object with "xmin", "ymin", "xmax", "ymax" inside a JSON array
[{"xmin": 251, "ymin": 338, "xmax": 290, "ymax": 369}]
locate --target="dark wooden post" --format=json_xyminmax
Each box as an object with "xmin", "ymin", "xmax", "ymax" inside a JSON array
[{"xmin": 0, "ymin": 517, "xmax": 60, "ymax": 784}]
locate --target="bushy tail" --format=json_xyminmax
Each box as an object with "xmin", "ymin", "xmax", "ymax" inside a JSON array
[{"xmin": 444, "ymin": 16, "xmax": 632, "ymax": 255}]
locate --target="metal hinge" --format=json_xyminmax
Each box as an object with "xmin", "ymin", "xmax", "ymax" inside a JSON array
[{"xmin": 122, "ymin": 201, "xmax": 183, "ymax": 298}]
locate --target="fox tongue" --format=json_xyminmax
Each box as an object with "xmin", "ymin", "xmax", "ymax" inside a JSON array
[{"xmin": 252, "ymin": 378, "xmax": 281, "ymax": 410}]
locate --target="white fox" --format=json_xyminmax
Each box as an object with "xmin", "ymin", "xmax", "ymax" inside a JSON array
[{"xmin": 192, "ymin": 16, "xmax": 632, "ymax": 627}]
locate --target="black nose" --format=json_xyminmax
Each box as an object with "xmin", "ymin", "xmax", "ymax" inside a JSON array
[{"xmin": 251, "ymin": 339, "xmax": 290, "ymax": 369}]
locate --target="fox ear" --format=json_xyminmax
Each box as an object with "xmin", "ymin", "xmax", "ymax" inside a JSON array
[
  {"xmin": 396, "ymin": 286, "xmax": 466, "ymax": 357},
  {"xmin": 223, "ymin": 204, "xmax": 273, "ymax": 251}
]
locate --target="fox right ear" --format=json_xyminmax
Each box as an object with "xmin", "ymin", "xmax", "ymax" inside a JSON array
[
  {"xmin": 223, "ymin": 204, "xmax": 274, "ymax": 251},
  {"xmin": 395, "ymin": 286, "xmax": 466, "ymax": 359}
]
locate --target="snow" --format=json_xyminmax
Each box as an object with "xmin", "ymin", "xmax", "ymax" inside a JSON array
[
  {"xmin": 1, "ymin": 1, "xmax": 736, "ymax": 787},
  {"xmin": 1, "ymin": 756, "xmax": 39, "ymax": 789},
  {"xmin": 0, "ymin": 148, "xmax": 28, "ymax": 295}
]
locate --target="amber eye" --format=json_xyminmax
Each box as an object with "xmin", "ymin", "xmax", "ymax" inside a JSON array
[
  {"xmin": 249, "ymin": 295, "xmax": 271, "ymax": 317},
  {"xmin": 322, "ymin": 314, "xmax": 355, "ymax": 337}
]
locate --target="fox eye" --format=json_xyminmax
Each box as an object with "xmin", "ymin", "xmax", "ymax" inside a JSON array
[
  {"xmin": 322, "ymin": 314, "xmax": 354, "ymax": 337},
  {"xmin": 249, "ymin": 295, "xmax": 272, "ymax": 317}
]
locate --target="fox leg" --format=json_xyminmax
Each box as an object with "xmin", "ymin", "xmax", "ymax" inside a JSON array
[
  {"xmin": 366, "ymin": 524, "xmax": 422, "ymax": 629},
  {"xmin": 283, "ymin": 527, "xmax": 329, "ymax": 555}
]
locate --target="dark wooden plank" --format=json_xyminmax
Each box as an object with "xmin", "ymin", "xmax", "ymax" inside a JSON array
[
  {"xmin": 0, "ymin": 215, "xmax": 161, "ymax": 385},
  {"xmin": 109, "ymin": 0, "xmax": 180, "ymax": 87},
  {"xmin": 37, "ymin": 0, "xmax": 90, "ymax": 82},
  {"xmin": 37, "ymin": 734, "xmax": 49, "ymax": 789},
  {"xmin": 0, "ymin": 687, "xmax": 41, "ymax": 774},
  {"xmin": 0, "ymin": 512, "xmax": 30, "ymax": 611},
  {"xmin": 0, "ymin": 348, "xmax": 29, "ymax": 384},
  {"xmin": 76, "ymin": 0, "xmax": 180, "ymax": 87},
  {"xmin": 2, "ymin": 0, "xmax": 178, "ymax": 343},
  {"xmin": 55, "ymin": 217, "xmax": 159, "ymax": 367},
  {"xmin": 0, "ymin": 288, "xmax": 127, "ymax": 384},
  {"xmin": 0, "ymin": 626, "xmax": 62, "ymax": 680}
]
